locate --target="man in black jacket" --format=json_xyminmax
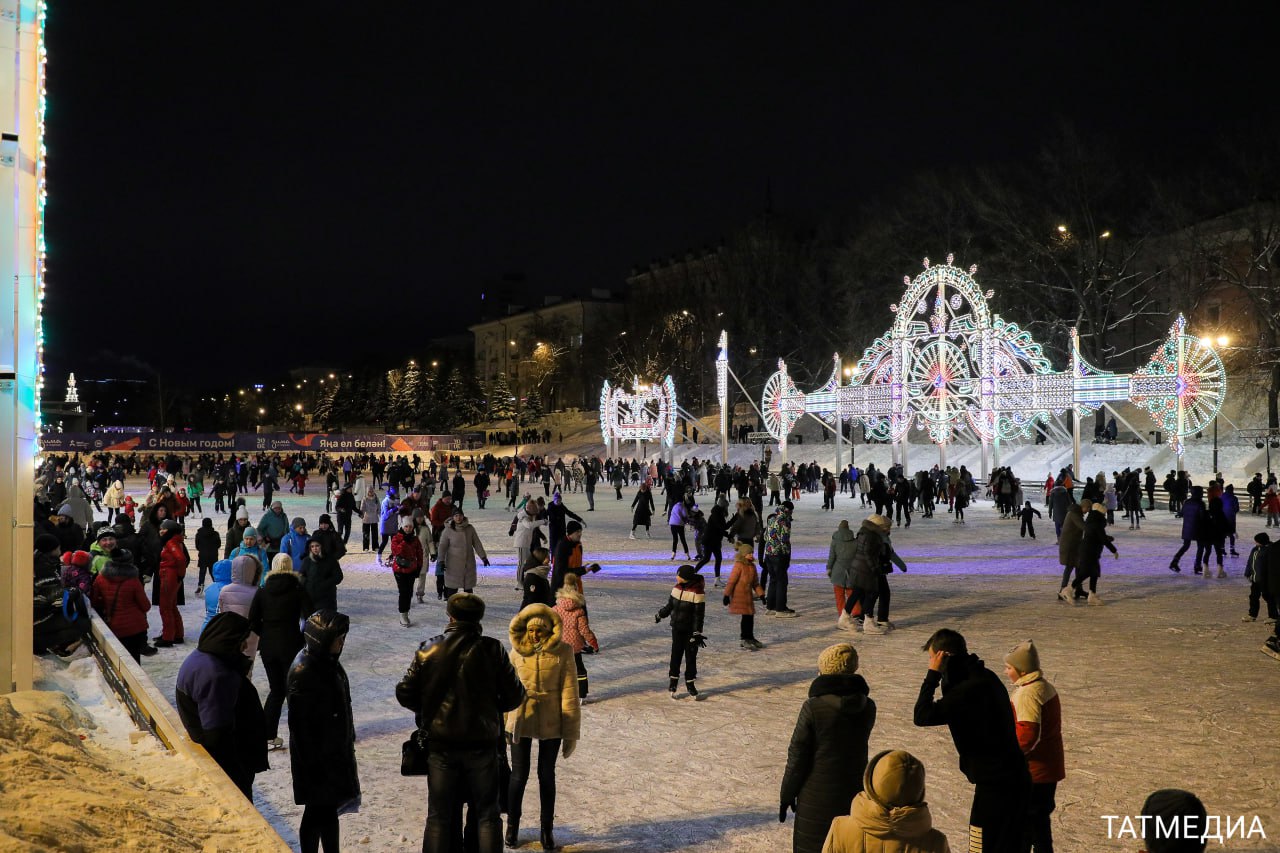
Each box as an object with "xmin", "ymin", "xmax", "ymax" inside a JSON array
[
  {"xmin": 396, "ymin": 593, "xmax": 525, "ymax": 853},
  {"xmin": 914, "ymin": 628, "xmax": 1030, "ymax": 853}
]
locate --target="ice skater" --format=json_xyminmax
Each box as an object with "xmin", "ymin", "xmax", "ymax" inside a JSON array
[
  {"xmin": 1073, "ymin": 503, "xmax": 1117, "ymax": 605},
  {"xmin": 655, "ymin": 564, "xmax": 707, "ymax": 699},
  {"xmin": 1243, "ymin": 532, "xmax": 1276, "ymax": 623},
  {"xmin": 724, "ymin": 543, "xmax": 765, "ymax": 650},
  {"xmin": 1019, "ymin": 501, "xmax": 1041, "ymax": 539},
  {"xmin": 554, "ymin": 573, "xmax": 599, "ymax": 699}
]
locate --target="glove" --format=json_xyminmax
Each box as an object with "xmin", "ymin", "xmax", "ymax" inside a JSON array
[
  {"xmin": 562, "ymin": 740, "xmax": 576, "ymax": 759},
  {"xmin": 690, "ymin": 632, "xmax": 707, "ymax": 649},
  {"xmin": 778, "ymin": 801, "xmax": 794, "ymax": 823},
  {"xmin": 655, "ymin": 612, "xmax": 663, "ymax": 623},
  {"xmin": 581, "ymin": 645, "xmax": 596, "ymax": 655},
  {"xmin": 722, "ymin": 595, "xmax": 730, "ymax": 606},
  {"xmin": 900, "ymin": 566, "xmax": 908, "ymax": 572},
  {"xmin": 482, "ymin": 559, "xmax": 490, "ymax": 567}
]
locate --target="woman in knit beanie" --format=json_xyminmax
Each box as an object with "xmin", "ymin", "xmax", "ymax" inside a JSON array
[{"xmin": 779, "ymin": 643, "xmax": 876, "ymax": 853}]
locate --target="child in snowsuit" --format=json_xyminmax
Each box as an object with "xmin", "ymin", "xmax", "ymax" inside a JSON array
[
  {"xmin": 1019, "ymin": 501, "xmax": 1042, "ymax": 539},
  {"xmin": 953, "ymin": 486, "xmax": 969, "ymax": 523},
  {"xmin": 655, "ymin": 564, "xmax": 706, "ymax": 699},
  {"xmin": 1244, "ymin": 532, "xmax": 1276, "ymax": 622},
  {"xmin": 723, "ymin": 543, "xmax": 764, "ymax": 650},
  {"xmin": 60, "ymin": 550, "xmax": 94, "ymax": 597},
  {"xmin": 554, "ymin": 573, "xmax": 599, "ymax": 699}
]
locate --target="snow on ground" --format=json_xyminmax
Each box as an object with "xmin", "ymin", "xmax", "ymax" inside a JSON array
[
  {"xmin": 86, "ymin": 462, "xmax": 1280, "ymax": 852},
  {"xmin": 0, "ymin": 656, "xmax": 281, "ymax": 852}
]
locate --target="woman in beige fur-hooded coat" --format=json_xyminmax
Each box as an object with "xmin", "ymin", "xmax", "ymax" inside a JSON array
[{"xmin": 505, "ymin": 603, "xmax": 581, "ymax": 846}]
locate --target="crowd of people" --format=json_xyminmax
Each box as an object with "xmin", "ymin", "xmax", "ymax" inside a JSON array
[{"xmin": 29, "ymin": 445, "xmax": 1277, "ymax": 853}]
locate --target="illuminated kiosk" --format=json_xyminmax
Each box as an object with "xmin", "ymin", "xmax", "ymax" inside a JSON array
[
  {"xmin": 600, "ymin": 376, "xmax": 678, "ymax": 461},
  {"xmin": 760, "ymin": 256, "xmax": 1227, "ymax": 476},
  {"xmin": 1, "ymin": 0, "xmax": 45, "ymax": 694}
]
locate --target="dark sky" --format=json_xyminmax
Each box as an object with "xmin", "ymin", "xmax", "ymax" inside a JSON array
[{"xmin": 43, "ymin": 4, "xmax": 1272, "ymax": 387}]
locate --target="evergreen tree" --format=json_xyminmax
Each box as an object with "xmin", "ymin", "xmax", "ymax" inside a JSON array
[
  {"xmin": 367, "ymin": 371, "xmax": 390, "ymax": 425},
  {"xmin": 399, "ymin": 361, "xmax": 423, "ymax": 428},
  {"xmin": 385, "ymin": 368, "xmax": 406, "ymax": 429},
  {"xmin": 443, "ymin": 366, "xmax": 482, "ymax": 427},
  {"xmin": 487, "ymin": 372, "xmax": 518, "ymax": 421},
  {"xmin": 517, "ymin": 390, "xmax": 543, "ymax": 427},
  {"xmin": 417, "ymin": 372, "xmax": 444, "ymax": 432},
  {"xmin": 314, "ymin": 381, "xmax": 339, "ymax": 425}
]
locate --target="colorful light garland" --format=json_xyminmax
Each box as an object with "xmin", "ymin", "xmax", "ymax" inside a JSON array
[
  {"xmin": 600, "ymin": 375, "xmax": 679, "ymax": 447},
  {"xmin": 33, "ymin": 0, "xmax": 47, "ymax": 444},
  {"xmin": 760, "ymin": 257, "xmax": 1227, "ymax": 455}
]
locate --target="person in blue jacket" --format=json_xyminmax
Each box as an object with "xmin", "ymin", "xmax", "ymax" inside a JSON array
[
  {"xmin": 377, "ymin": 488, "xmax": 401, "ymax": 565},
  {"xmin": 201, "ymin": 558, "xmax": 234, "ymax": 636},
  {"xmin": 229, "ymin": 528, "xmax": 270, "ymax": 587},
  {"xmin": 280, "ymin": 517, "xmax": 311, "ymax": 572}
]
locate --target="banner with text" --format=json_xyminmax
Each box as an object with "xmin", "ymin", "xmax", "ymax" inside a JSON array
[{"xmin": 39, "ymin": 432, "xmax": 485, "ymax": 455}]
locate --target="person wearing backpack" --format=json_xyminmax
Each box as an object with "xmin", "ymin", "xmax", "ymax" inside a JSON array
[{"xmin": 90, "ymin": 549, "xmax": 153, "ymax": 661}]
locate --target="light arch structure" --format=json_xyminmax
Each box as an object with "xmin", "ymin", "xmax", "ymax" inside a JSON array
[
  {"xmin": 600, "ymin": 375, "xmax": 678, "ymax": 459},
  {"xmin": 760, "ymin": 256, "xmax": 1226, "ymax": 471}
]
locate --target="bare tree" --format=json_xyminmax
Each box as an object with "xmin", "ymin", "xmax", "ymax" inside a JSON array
[{"xmin": 963, "ymin": 125, "xmax": 1167, "ymax": 369}]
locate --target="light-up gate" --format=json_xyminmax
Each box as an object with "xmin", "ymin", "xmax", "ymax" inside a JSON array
[{"xmin": 760, "ymin": 257, "xmax": 1226, "ymax": 475}]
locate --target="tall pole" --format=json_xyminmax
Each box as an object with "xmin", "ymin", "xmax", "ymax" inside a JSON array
[
  {"xmin": 1212, "ymin": 417, "xmax": 1218, "ymax": 478},
  {"xmin": 833, "ymin": 354, "xmax": 843, "ymax": 476},
  {"xmin": 716, "ymin": 331, "xmax": 729, "ymax": 465},
  {"xmin": 0, "ymin": 0, "xmax": 42, "ymax": 694},
  {"xmin": 1070, "ymin": 328, "xmax": 1082, "ymax": 480}
]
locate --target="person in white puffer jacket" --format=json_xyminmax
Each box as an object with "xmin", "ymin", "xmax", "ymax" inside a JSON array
[{"xmin": 512, "ymin": 500, "xmax": 547, "ymax": 588}]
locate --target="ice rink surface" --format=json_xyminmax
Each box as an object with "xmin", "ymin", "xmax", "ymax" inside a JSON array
[{"xmin": 102, "ymin": 474, "xmax": 1280, "ymax": 851}]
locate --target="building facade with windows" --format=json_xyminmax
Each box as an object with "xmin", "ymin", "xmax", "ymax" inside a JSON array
[{"xmin": 469, "ymin": 293, "xmax": 624, "ymax": 412}]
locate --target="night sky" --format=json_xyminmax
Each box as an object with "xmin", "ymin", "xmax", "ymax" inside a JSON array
[{"xmin": 43, "ymin": 4, "xmax": 1273, "ymax": 387}]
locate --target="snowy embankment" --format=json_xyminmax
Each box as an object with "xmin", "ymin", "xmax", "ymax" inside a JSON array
[{"xmin": 1, "ymin": 656, "xmax": 282, "ymax": 852}]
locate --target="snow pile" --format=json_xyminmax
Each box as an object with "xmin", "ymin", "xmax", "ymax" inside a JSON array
[{"xmin": 0, "ymin": 658, "xmax": 281, "ymax": 853}]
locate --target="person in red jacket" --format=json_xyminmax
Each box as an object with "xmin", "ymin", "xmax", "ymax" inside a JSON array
[
  {"xmin": 155, "ymin": 519, "xmax": 190, "ymax": 647},
  {"xmin": 89, "ymin": 549, "xmax": 154, "ymax": 661},
  {"xmin": 1004, "ymin": 639, "xmax": 1065, "ymax": 853},
  {"xmin": 389, "ymin": 513, "xmax": 424, "ymax": 628}
]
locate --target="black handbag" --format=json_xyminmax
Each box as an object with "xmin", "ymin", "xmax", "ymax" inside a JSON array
[
  {"xmin": 401, "ymin": 728, "xmax": 430, "ymax": 776},
  {"xmin": 400, "ymin": 633, "xmax": 480, "ymax": 776}
]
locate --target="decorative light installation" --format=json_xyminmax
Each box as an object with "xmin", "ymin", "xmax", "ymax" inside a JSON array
[
  {"xmin": 760, "ymin": 256, "xmax": 1226, "ymax": 456},
  {"xmin": 34, "ymin": 0, "xmax": 46, "ymax": 440},
  {"xmin": 600, "ymin": 375, "xmax": 679, "ymax": 448},
  {"xmin": 716, "ymin": 330, "xmax": 728, "ymax": 460}
]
